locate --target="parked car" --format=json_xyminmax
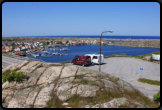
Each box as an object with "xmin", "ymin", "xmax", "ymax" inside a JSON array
[
  {"xmin": 72, "ymin": 55, "xmax": 92, "ymax": 66},
  {"xmin": 85, "ymin": 54, "xmax": 104, "ymax": 64}
]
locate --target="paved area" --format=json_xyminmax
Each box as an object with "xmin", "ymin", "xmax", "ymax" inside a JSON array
[
  {"xmin": 2, "ymin": 56, "xmax": 26, "ymax": 69},
  {"xmin": 86, "ymin": 57, "xmax": 160, "ymax": 100}
]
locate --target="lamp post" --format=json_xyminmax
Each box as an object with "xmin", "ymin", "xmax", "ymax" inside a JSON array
[{"xmin": 99, "ymin": 30, "xmax": 113, "ymax": 72}]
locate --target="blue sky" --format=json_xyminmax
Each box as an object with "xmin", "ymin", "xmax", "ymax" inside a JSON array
[{"xmin": 2, "ymin": 2, "xmax": 160, "ymax": 37}]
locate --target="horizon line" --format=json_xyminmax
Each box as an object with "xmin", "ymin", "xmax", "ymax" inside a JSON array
[{"xmin": 2, "ymin": 35, "xmax": 160, "ymax": 37}]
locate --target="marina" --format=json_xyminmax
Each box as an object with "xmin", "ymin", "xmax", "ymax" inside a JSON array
[{"xmin": 27, "ymin": 44, "xmax": 160, "ymax": 63}]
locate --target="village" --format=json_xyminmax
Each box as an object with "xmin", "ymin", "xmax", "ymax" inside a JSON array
[{"xmin": 2, "ymin": 38, "xmax": 108, "ymax": 56}]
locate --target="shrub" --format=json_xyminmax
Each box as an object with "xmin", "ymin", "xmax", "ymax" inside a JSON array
[
  {"xmin": 153, "ymin": 91, "xmax": 160, "ymax": 104},
  {"xmin": 2, "ymin": 70, "xmax": 26, "ymax": 83},
  {"xmin": 149, "ymin": 56, "xmax": 153, "ymax": 62}
]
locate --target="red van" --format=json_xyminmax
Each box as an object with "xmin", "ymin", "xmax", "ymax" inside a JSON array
[{"xmin": 72, "ymin": 55, "xmax": 92, "ymax": 66}]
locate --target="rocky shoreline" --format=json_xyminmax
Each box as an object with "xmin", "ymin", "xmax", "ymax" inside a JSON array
[{"xmin": 107, "ymin": 39, "xmax": 160, "ymax": 48}]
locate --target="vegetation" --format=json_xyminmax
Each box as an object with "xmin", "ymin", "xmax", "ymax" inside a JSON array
[
  {"xmin": 66, "ymin": 40, "xmax": 69, "ymax": 44},
  {"xmin": 66, "ymin": 90, "xmax": 123, "ymax": 108},
  {"xmin": 56, "ymin": 41, "xmax": 63, "ymax": 45},
  {"xmin": 135, "ymin": 55, "xmax": 145, "ymax": 60},
  {"xmin": 123, "ymin": 89, "xmax": 159, "ymax": 108},
  {"xmin": 153, "ymin": 90, "xmax": 160, "ymax": 104},
  {"xmin": 108, "ymin": 76, "xmax": 119, "ymax": 84},
  {"xmin": 152, "ymin": 51, "xmax": 160, "ymax": 54},
  {"xmin": 2, "ymin": 70, "xmax": 26, "ymax": 83},
  {"xmin": 138, "ymin": 78, "xmax": 160, "ymax": 86},
  {"xmin": 46, "ymin": 93, "xmax": 64, "ymax": 108},
  {"xmin": 149, "ymin": 56, "xmax": 153, "ymax": 62},
  {"xmin": 73, "ymin": 78, "xmax": 97, "ymax": 85}
]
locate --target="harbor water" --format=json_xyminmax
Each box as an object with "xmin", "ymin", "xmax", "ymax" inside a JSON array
[{"xmin": 27, "ymin": 45, "xmax": 160, "ymax": 63}]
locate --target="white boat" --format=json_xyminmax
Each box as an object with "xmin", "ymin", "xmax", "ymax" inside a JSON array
[
  {"xmin": 40, "ymin": 53, "xmax": 51, "ymax": 57},
  {"xmin": 60, "ymin": 48, "xmax": 70, "ymax": 51},
  {"xmin": 52, "ymin": 52, "xmax": 60, "ymax": 55},
  {"xmin": 32, "ymin": 54, "xmax": 39, "ymax": 57}
]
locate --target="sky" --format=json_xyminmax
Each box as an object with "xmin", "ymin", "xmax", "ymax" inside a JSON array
[{"xmin": 2, "ymin": 2, "xmax": 160, "ymax": 37}]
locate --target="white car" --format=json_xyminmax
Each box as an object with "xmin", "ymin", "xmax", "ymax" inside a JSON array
[{"xmin": 85, "ymin": 54, "xmax": 104, "ymax": 64}]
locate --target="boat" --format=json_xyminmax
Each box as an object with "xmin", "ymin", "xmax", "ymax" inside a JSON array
[
  {"xmin": 40, "ymin": 53, "xmax": 51, "ymax": 57},
  {"xmin": 60, "ymin": 48, "xmax": 70, "ymax": 51},
  {"xmin": 43, "ymin": 51, "xmax": 51, "ymax": 54},
  {"xmin": 32, "ymin": 54, "xmax": 39, "ymax": 57},
  {"xmin": 52, "ymin": 52, "xmax": 60, "ymax": 55}
]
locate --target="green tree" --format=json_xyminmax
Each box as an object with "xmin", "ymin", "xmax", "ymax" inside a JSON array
[{"xmin": 66, "ymin": 40, "xmax": 69, "ymax": 44}]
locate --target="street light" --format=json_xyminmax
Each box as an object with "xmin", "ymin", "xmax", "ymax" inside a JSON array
[{"xmin": 99, "ymin": 30, "xmax": 113, "ymax": 72}]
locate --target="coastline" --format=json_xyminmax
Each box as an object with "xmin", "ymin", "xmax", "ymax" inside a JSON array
[
  {"xmin": 2, "ymin": 37, "xmax": 160, "ymax": 48},
  {"xmin": 2, "ymin": 37, "xmax": 160, "ymax": 67}
]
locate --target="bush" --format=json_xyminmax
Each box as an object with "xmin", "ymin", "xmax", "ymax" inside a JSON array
[
  {"xmin": 2, "ymin": 70, "xmax": 26, "ymax": 83},
  {"xmin": 149, "ymin": 56, "xmax": 153, "ymax": 62},
  {"xmin": 153, "ymin": 91, "xmax": 160, "ymax": 104}
]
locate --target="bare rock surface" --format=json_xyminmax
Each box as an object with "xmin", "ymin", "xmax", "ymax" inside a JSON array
[
  {"xmin": 85, "ymin": 97, "xmax": 144, "ymax": 108},
  {"xmin": 2, "ymin": 61, "xmax": 153, "ymax": 108}
]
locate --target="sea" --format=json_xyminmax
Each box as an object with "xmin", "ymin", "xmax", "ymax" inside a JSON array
[{"xmin": 29, "ymin": 35, "xmax": 160, "ymax": 39}]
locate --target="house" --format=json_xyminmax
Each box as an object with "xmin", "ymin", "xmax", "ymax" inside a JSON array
[
  {"xmin": 8, "ymin": 47, "xmax": 13, "ymax": 51},
  {"xmin": 62, "ymin": 40, "xmax": 67, "ymax": 44},
  {"xmin": 21, "ymin": 46, "xmax": 26, "ymax": 50},
  {"xmin": 70, "ymin": 40, "xmax": 78, "ymax": 45},
  {"xmin": 2, "ymin": 50, "xmax": 6, "ymax": 52},
  {"xmin": 14, "ymin": 47, "xmax": 21, "ymax": 52}
]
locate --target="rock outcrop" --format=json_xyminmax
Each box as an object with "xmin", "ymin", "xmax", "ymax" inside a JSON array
[{"xmin": 2, "ymin": 61, "xmax": 152, "ymax": 108}]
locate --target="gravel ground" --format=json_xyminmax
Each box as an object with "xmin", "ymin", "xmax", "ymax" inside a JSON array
[{"xmin": 86, "ymin": 57, "xmax": 160, "ymax": 100}]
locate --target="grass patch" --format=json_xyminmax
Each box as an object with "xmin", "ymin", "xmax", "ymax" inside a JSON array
[
  {"xmin": 108, "ymin": 76, "xmax": 119, "ymax": 84},
  {"xmin": 74, "ymin": 78, "xmax": 97, "ymax": 85},
  {"xmin": 66, "ymin": 90, "xmax": 123, "ymax": 108},
  {"xmin": 74, "ymin": 75, "xmax": 99, "ymax": 86},
  {"xmin": 2, "ymin": 70, "xmax": 26, "ymax": 83},
  {"xmin": 152, "ymin": 51, "xmax": 160, "ymax": 54},
  {"xmin": 135, "ymin": 55, "xmax": 145, "ymax": 60},
  {"xmin": 123, "ymin": 89, "xmax": 159, "ymax": 108},
  {"xmin": 46, "ymin": 93, "xmax": 64, "ymax": 108},
  {"xmin": 138, "ymin": 78, "xmax": 160, "ymax": 86}
]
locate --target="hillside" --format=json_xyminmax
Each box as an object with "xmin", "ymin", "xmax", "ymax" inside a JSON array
[{"xmin": 2, "ymin": 60, "xmax": 158, "ymax": 108}]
